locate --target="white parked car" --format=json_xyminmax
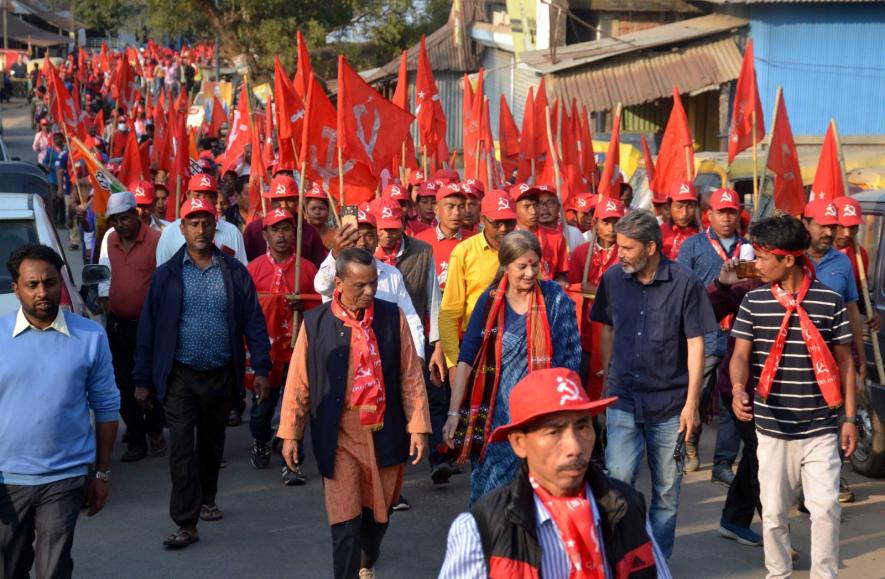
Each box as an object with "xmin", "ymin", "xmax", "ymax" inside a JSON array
[{"xmin": 0, "ymin": 193, "xmax": 89, "ymax": 317}]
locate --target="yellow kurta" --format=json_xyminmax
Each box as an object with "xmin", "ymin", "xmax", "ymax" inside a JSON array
[{"xmin": 277, "ymin": 311, "xmax": 431, "ymax": 525}]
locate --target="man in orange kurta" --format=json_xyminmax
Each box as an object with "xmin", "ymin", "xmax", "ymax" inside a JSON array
[{"xmin": 278, "ymin": 247, "xmax": 431, "ymax": 579}]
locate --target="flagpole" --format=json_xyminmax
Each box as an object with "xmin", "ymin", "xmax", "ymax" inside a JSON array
[
  {"xmin": 545, "ymin": 103, "xmax": 570, "ymax": 253},
  {"xmin": 422, "ymin": 144, "xmax": 428, "ymax": 177},
  {"xmin": 292, "ymin": 159, "xmax": 306, "ymax": 340},
  {"xmin": 401, "ymin": 142, "xmax": 407, "ymax": 185},
  {"xmin": 855, "ymin": 242, "xmax": 885, "ymax": 384},
  {"xmin": 751, "ymin": 110, "xmax": 760, "ymax": 217},
  {"xmin": 758, "ymin": 86, "xmax": 782, "ymax": 217},
  {"xmin": 242, "ymin": 76, "xmax": 267, "ymax": 216},
  {"xmin": 338, "ymin": 146, "xmax": 345, "ymax": 211}
]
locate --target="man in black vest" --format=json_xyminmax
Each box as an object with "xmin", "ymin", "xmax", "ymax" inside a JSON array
[
  {"xmin": 439, "ymin": 368, "xmax": 672, "ymax": 579},
  {"xmin": 278, "ymin": 248, "xmax": 431, "ymax": 579}
]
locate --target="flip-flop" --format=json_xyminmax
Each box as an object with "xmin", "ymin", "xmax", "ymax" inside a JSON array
[
  {"xmin": 200, "ymin": 504, "xmax": 224, "ymax": 522},
  {"xmin": 163, "ymin": 528, "xmax": 199, "ymax": 549}
]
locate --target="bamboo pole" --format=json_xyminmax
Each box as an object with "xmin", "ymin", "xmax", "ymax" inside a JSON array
[
  {"xmin": 757, "ymin": 87, "xmax": 781, "ymax": 219},
  {"xmin": 422, "ymin": 144, "xmax": 428, "ymax": 177},
  {"xmin": 292, "ymin": 158, "xmax": 306, "ymax": 341},
  {"xmin": 855, "ymin": 247, "xmax": 885, "ymax": 384},
  {"xmin": 338, "ymin": 146, "xmax": 345, "ymax": 211},
  {"xmin": 751, "ymin": 110, "xmax": 760, "ymax": 217},
  {"xmin": 545, "ymin": 103, "xmax": 571, "ymax": 253}
]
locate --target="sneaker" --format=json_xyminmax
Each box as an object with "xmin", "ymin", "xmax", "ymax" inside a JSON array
[
  {"xmin": 712, "ymin": 466, "xmax": 736, "ymax": 487},
  {"xmin": 149, "ymin": 433, "xmax": 168, "ymax": 457},
  {"xmin": 358, "ymin": 568, "xmax": 375, "ymax": 579},
  {"xmin": 281, "ymin": 465, "xmax": 306, "ymax": 486},
  {"xmin": 431, "ymin": 462, "xmax": 452, "ymax": 485},
  {"xmin": 121, "ymin": 446, "xmax": 147, "ymax": 463},
  {"xmin": 838, "ymin": 478, "xmax": 855, "ymax": 503},
  {"xmin": 251, "ymin": 440, "xmax": 271, "ymax": 469},
  {"xmin": 718, "ymin": 517, "xmax": 763, "ymax": 546},
  {"xmin": 392, "ymin": 494, "xmax": 410, "ymax": 511}
]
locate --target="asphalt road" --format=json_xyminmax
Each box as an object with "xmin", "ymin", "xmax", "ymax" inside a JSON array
[{"xmin": 3, "ymin": 97, "xmax": 884, "ymax": 578}]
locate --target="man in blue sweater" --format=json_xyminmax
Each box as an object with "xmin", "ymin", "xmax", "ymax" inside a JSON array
[
  {"xmin": 0, "ymin": 244, "xmax": 120, "ymax": 578},
  {"xmin": 134, "ymin": 198, "xmax": 271, "ymax": 549}
]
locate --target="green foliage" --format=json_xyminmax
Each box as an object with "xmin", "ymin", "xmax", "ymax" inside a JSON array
[{"xmin": 73, "ymin": 0, "xmax": 146, "ymax": 36}]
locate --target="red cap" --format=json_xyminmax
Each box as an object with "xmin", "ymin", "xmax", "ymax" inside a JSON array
[
  {"xmin": 415, "ymin": 180, "xmax": 441, "ymax": 198},
  {"xmin": 198, "ymin": 157, "xmax": 217, "ymax": 172},
  {"xmin": 437, "ymin": 181, "xmax": 466, "ymax": 202},
  {"xmin": 153, "ymin": 181, "xmax": 170, "ymax": 193},
  {"xmin": 199, "ymin": 149, "xmax": 215, "ymax": 160},
  {"xmin": 668, "ymin": 179, "xmax": 697, "ymax": 203},
  {"xmin": 834, "ymin": 196, "xmax": 863, "ymax": 227},
  {"xmin": 188, "ymin": 173, "xmax": 218, "ymax": 194},
  {"xmin": 39, "ymin": 118, "xmax": 49, "ymax": 126},
  {"xmin": 709, "ymin": 188, "xmax": 740, "ymax": 211},
  {"xmin": 464, "ymin": 179, "xmax": 486, "ymax": 196},
  {"xmin": 180, "ymin": 197, "xmax": 217, "ymax": 220},
  {"xmin": 407, "ymin": 170, "xmax": 425, "ymax": 187},
  {"xmin": 264, "ymin": 174, "xmax": 298, "ymax": 199},
  {"xmin": 304, "ymin": 183, "xmax": 327, "ymax": 200},
  {"xmin": 572, "ymin": 193, "xmax": 597, "ymax": 213},
  {"xmin": 129, "ymin": 180, "xmax": 155, "ymax": 205},
  {"xmin": 383, "ymin": 183, "xmax": 408, "ymax": 202},
  {"xmin": 481, "ymin": 190, "xmax": 517, "ymax": 221},
  {"xmin": 595, "ymin": 197, "xmax": 626, "ymax": 220},
  {"xmin": 356, "ymin": 203, "xmax": 377, "ymax": 228},
  {"xmin": 433, "ymin": 168, "xmax": 460, "ymax": 183},
  {"xmin": 510, "ymin": 182, "xmax": 541, "ymax": 202},
  {"xmin": 535, "ymin": 183, "xmax": 557, "ymax": 196},
  {"xmin": 803, "ymin": 199, "xmax": 839, "ymax": 226},
  {"xmin": 372, "ymin": 198, "xmax": 404, "ymax": 230},
  {"xmin": 263, "ymin": 207, "xmax": 294, "ymax": 228},
  {"xmin": 488, "ymin": 368, "xmax": 618, "ymax": 443}
]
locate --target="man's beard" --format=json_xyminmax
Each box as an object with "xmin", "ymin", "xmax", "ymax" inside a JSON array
[
  {"xmin": 621, "ymin": 254, "xmax": 648, "ymax": 275},
  {"xmin": 25, "ymin": 300, "xmax": 59, "ymax": 322}
]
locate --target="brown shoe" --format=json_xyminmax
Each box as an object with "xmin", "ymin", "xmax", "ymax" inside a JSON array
[
  {"xmin": 199, "ymin": 503, "xmax": 223, "ymax": 522},
  {"xmin": 163, "ymin": 527, "xmax": 199, "ymax": 549}
]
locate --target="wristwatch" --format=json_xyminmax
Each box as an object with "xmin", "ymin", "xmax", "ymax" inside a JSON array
[
  {"xmin": 844, "ymin": 416, "xmax": 857, "ymax": 424},
  {"xmin": 94, "ymin": 470, "xmax": 111, "ymax": 482}
]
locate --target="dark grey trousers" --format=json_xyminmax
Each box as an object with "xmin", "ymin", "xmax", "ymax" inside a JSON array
[
  {"xmin": 330, "ymin": 507, "xmax": 389, "ymax": 579},
  {"xmin": 0, "ymin": 476, "xmax": 87, "ymax": 579}
]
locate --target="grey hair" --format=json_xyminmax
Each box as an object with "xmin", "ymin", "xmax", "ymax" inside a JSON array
[
  {"xmin": 335, "ymin": 247, "xmax": 375, "ymax": 279},
  {"xmin": 615, "ymin": 210, "xmax": 661, "ymax": 253},
  {"xmin": 492, "ymin": 230, "xmax": 543, "ymax": 285}
]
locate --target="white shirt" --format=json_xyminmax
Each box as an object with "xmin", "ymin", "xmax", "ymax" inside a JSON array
[
  {"xmin": 564, "ymin": 224, "xmax": 586, "ymax": 252},
  {"xmin": 12, "ymin": 307, "xmax": 69, "ymax": 337},
  {"xmin": 383, "ymin": 237, "xmax": 442, "ymax": 345},
  {"xmin": 314, "ymin": 252, "xmax": 426, "ymax": 359},
  {"xmin": 155, "ymin": 218, "xmax": 247, "ymax": 265}
]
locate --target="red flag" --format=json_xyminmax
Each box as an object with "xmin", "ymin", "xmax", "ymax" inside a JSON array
[
  {"xmin": 301, "ymin": 73, "xmax": 376, "ymax": 204},
  {"xmin": 654, "ymin": 86, "xmax": 695, "ymax": 199},
  {"xmin": 499, "ymin": 95, "xmax": 520, "ymax": 182},
  {"xmin": 99, "ymin": 43, "xmax": 110, "ymax": 74},
  {"xmin": 415, "ymin": 35, "xmax": 447, "ymax": 154},
  {"xmin": 49, "ymin": 69, "xmax": 78, "ymax": 140},
  {"xmin": 93, "ymin": 109, "xmax": 105, "ymax": 137},
  {"xmin": 112, "ymin": 56, "xmax": 138, "ymax": 113},
  {"xmin": 391, "ymin": 51, "xmax": 418, "ymax": 177},
  {"xmin": 580, "ymin": 106, "xmax": 598, "ymax": 190},
  {"xmin": 118, "ymin": 122, "xmax": 145, "ymax": 186},
  {"xmin": 274, "ymin": 55, "xmax": 305, "ymax": 150},
  {"xmin": 293, "ymin": 30, "xmax": 314, "ymax": 99},
  {"xmin": 337, "ymin": 56, "xmax": 415, "ymax": 179},
  {"xmin": 224, "ymin": 84, "xmax": 253, "ymax": 167},
  {"xmin": 463, "ymin": 70, "xmax": 483, "ymax": 181},
  {"xmin": 810, "ymin": 120, "xmax": 845, "ymax": 202},
  {"xmin": 249, "ymin": 116, "xmax": 266, "ymax": 220},
  {"xmin": 517, "ymin": 87, "xmax": 536, "ymax": 181},
  {"xmin": 728, "ymin": 40, "xmax": 765, "ymax": 165},
  {"xmin": 533, "ymin": 78, "xmax": 550, "ymax": 170},
  {"xmin": 207, "ymin": 96, "xmax": 228, "ymax": 139},
  {"xmin": 641, "ymin": 134, "xmax": 660, "ymax": 201},
  {"xmin": 559, "ymin": 103, "xmax": 583, "ymax": 203},
  {"xmin": 767, "ymin": 90, "xmax": 805, "ymax": 215},
  {"xmin": 598, "ymin": 109, "xmax": 622, "ymax": 199}
]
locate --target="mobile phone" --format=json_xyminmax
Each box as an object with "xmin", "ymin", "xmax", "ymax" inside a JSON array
[
  {"xmin": 341, "ymin": 205, "xmax": 358, "ymax": 229},
  {"xmin": 735, "ymin": 260, "xmax": 760, "ymax": 279}
]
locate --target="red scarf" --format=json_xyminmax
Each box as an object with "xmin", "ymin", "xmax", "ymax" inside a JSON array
[
  {"xmin": 330, "ymin": 290, "xmax": 387, "ymax": 430},
  {"xmin": 375, "ymin": 239, "xmax": 401, "ymax": 267},
  {"xmin": 666, "ymin": 224, "xmax": 696, "ymax": 259},
  {"xmin": 531, "ymin": 476, "xmax": 605, "ymax": 579},
  {"xmin": 449, "ymin": 276, "xmax": 553, "ymax": 463},
  {"xmin": 757, "ymin": 265, "xmax": 843, "ymax": 408},
  {"xmin": 265, "ymin": 249, "xmax": 296, "ymax": 293},
  {"xmin": 588, "ymin": 243, "xmax": 618, "ymax": 287},
  {"xmin": 706, "ymin": 229, "xmax": 740, "ymax": 329}
]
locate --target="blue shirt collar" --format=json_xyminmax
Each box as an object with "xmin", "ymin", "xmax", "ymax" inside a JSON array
[
  {"xmin": 621, "ymin": 254, "xmax": 673, "ymax": 282},
  {"xmin": 182, "ymin": 249, "xmax": 220, "ymax": 268}
]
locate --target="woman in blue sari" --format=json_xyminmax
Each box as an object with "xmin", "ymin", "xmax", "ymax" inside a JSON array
[{"xmin": 442, "ymin": 230, "xmax": 581, "ymax": 504}]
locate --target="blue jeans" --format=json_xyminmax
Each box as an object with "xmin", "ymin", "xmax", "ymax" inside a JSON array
[
  {"xmin": 249, "ymin": 386, "xmax": 303, "ymax": 465},
  {"xmin": 605, "ymin": 407, "xmax": 682, "ymax": 559}
]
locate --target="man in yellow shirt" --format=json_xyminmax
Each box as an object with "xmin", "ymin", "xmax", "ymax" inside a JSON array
[{"xmin": 439, "ymin": 190, "xmax": 517, "ymax": 375}]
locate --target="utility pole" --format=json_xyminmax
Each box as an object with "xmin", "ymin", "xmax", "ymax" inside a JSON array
[{"xmin": 3, "ymin": 0, "xmax": 9, "ymax": 51}]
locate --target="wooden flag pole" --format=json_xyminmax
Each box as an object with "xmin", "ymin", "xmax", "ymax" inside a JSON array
[
  {"xmin": 531, "ymin": 158, "xmax": 537, "ymax": 185},
  {"xmin": 338, "ymin": 146, "xmax": 345, "ymax": 211},
  {"xmin": 757, "ymin": 86, "xmax": 782, "ymax": 219},
  {"xmin": 401, "ymin": 142, "xmax": 407, "ymax": 185},
  {"xmin": 581, "ymin": 227, "xmax": 597, "ymax": 296},
  {"xmin": 291, "ymin": 159, "xmax": 307, "ymax": 339},
  {"xmin": 422, "ymin": 144, "xmax": 428, "ymax": 177},
  {"xmin": 856, "ymin": 246, "xmax": 885, "ymax": 384},
  {"xmin": 751, "ymin": 110, "xmax": 760, "ymax": 216},
  {"xmin": 545, "ymin": 103, "xmax": 571, "ymax": 253}
]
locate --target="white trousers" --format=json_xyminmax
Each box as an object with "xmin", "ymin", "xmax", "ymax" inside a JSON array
[{"xmin": 757, "ymin": 432, "xmax": 841, "ymax": 579}]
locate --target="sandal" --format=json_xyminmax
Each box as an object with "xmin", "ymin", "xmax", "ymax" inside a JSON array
[
  {"xmin": 199, "ymin": 503, "xmax": 224, "ymax": 522},
  {"xmin": 163, "ymin": 528, "xmax": 199, "ymax": 549}
]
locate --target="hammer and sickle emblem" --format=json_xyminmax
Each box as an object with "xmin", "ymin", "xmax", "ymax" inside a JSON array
[
  {"xmin": 578, "ymin": 198, "xmax": 586, "ymax": 208},
  {"xmin": 680, "ymin": 183, "xmax": 690, "ymax": 195},
  {"xmin": 825, "ymin": 204, "xmax": 837, "ymax": 217},
  {"xmin": 497, "ymin": 197, "xmax": 510, "ymax": 211},
  {"xmin": 721, "ymin": 191, "xmax": 733, "ymax": 203},
  {"xmin": 556, "ymin": 376, "xmax": 583, "ymax": 406},
  {"xmin": 310, "ymin": 127, "xmax": 355, "ymax": 181},
  {"xmin": 358, "ymin": 210, "xmax": 367, "ymax": 221},
  {"xmin": 843, "ymin": 204, "xmax": 857, "ymax": 217},
  {"xmin": 191, "ymin": 198, "xmax": 206, "ymax": 209},
  {"xmin": 606, "ymin": 200, "xmax": 617, "ymax": 212},
  {"xmin": 276, "ymin": 183, "xmax": 287, "ymax": 196},
  {"xmin": 200, "ymin": 175, "xmax": 211, "ymax": 188},
  {"xmin": 353, "ymin": 104, "xmax": 381, "ymax": 163},
  {"xmin": 381, "ymin": 206, "xmax": 393, "ymax": 218}
]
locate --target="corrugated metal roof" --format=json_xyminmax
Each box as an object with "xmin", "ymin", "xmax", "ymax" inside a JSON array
[
  {"xmin": 520, "ymin": 13, "xmax": 747, "ymax": 74},
  {"xmin": 576, "ymin": 0, "xmax": 703, "ymax": 11},
  {"xmin": 549, "ymin": 36, "xmax": 742, "ymax": 112},
  {"xmin": 707, "ymin": 1, "xmax": 877, "ymax": 4}
]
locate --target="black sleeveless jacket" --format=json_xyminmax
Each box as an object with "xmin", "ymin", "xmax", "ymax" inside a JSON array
[{"xmin": 470, "ymin": 461, "xmax": 659, "ymax": 578}]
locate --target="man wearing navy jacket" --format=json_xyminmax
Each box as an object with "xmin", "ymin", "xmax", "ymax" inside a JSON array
[{"xmin": 134, "ymin": 197, "xmax": 271, "ymax": 549}]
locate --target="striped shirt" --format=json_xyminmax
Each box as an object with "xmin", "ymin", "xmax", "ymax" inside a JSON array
[
  {"xmin": 438, "ymin": 484, "xmax": 672, "ymax": 579},
  {"xmin": 731, "ymin": 280, "xmax": 851, "ymax": 439}
]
